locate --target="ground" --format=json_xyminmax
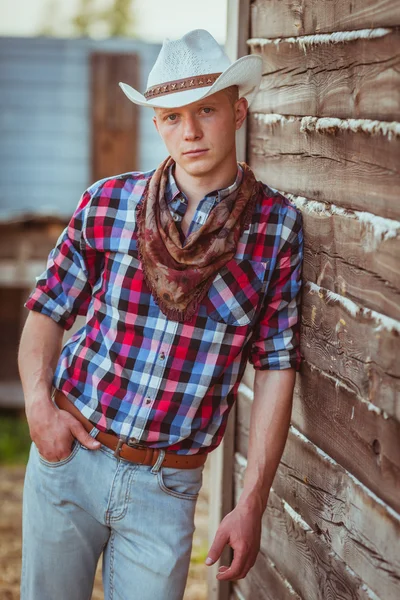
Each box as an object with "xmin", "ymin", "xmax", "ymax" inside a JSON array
[{"xmin": 0, "ymin": 460, "xmax": 210, "ymax": 600}]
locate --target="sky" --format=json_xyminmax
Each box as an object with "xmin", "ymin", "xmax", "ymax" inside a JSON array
[{"xmin": 0, "ymin": 0, "xmax": 228, "ymax": 42}]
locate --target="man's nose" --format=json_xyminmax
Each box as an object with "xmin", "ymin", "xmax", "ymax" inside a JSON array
[{"xmin": 183, "ymin": 115, "xmax": 202, "ymax": 140}]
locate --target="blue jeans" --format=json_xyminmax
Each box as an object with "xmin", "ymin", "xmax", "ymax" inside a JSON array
[{"xmin": 20, "ymin": 426, "xmax": 205, "ymax": 600}]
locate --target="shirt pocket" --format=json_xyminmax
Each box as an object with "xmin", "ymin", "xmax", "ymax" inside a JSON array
[{"xmin": 204, "ymin": 258, "xmax": 269, "ymax": 326}]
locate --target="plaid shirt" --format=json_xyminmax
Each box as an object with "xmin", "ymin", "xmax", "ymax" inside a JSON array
[{"xmin": 24, "ymin": 166, "xmax": 304, "ymax": 455}]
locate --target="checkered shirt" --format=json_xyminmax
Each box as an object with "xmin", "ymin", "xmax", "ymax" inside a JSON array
[{"xmin": 24, "ymin": 166, "xmax": 304, "ymax": 455}]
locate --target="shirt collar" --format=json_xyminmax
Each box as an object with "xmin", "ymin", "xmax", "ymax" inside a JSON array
[{"xmin": 165, "ymin": 163, "xmax": 243, "ymax": 205}]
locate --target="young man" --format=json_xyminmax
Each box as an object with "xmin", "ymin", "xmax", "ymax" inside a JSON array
[{"xmin": 18, "ymin": 29, "xmax": 303, "ymax": 599}]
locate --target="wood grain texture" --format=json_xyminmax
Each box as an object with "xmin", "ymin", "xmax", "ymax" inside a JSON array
[
  {"xmin": 238, "ymin": 358, "xmax": 400, "ymax": 513},
  {"xmin": 289, "ymin": 197, "xmax": 400, "ymax": 321},
  {"xmin": 235, "ymin": 409, "xmax": 400, "ymax": 599},
  {"xmin": 248, "ymin": 29, "xmax": 400, "ymax": 120},
  {"xmin": 234, "ymin": 464, "xmax": 379, "ymax": 600},
  {"xmin": 250, "ymin": 0, "xmax": 400, "ymax": 37},
  {"xmin": 233, "ymin": 552, "xmax": 302, "ymax": 600},
  {"xmin": 248, "ymin": 113, "xmax": 400, "ymax": 220},
  {"xmin": 301, "ymin": 281, "xmax": 400, "ymax": 419},
  {"xmin": 293, "ymin": 361, "xmax": 400, "ymax": 512}
]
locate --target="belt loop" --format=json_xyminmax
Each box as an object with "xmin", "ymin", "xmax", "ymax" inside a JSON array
[
  {"xmin": 89, "ymin": 426, "xmax": 100, "ymax": 438},
  {"xmin": 151, "ymin": 449, "xmax": 166, "ymax": 474}
]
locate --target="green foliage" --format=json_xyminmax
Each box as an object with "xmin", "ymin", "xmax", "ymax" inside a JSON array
[
  {"xmin": 71, "ymin": 0, "xmax": 136, "ymax": 37},
  {"xmin": 0, "ymin": 414, "xmax": 32, "ymax": 465}
]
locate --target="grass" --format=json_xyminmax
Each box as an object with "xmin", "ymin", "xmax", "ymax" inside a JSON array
[{"xmin": 0, "ymin": 412, "xmax": 32, "ymax": 465}]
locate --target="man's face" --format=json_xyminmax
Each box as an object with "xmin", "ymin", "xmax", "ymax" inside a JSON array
[{"xmin": 153, "ymin": 89, "xmax": 248, "ymax": 178}]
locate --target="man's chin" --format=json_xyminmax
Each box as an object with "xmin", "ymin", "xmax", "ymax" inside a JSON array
[{"xmin": 179, "ymin": 156, "xmax": 216, "ymax": 177}]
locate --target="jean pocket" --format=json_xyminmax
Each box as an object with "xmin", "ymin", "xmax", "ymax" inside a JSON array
[
  {"xmin": 205, "ymin": 258, "xmax": 269, "ymax": 326},
  {"xmin": 35, "ymin": 437, "xmax": 81, "ymax": 468},
  {"xmin": 157, "ymin": 465, "xmax": 204, "ymax": 501}
]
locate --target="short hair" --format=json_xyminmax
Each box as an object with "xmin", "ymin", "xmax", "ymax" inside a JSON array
[{"xmin": 222, "ymin": 85, "xmax": 239, "ymax": 105}]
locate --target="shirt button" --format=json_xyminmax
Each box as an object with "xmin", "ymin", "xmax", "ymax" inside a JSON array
[
  {"xmin": 145, "ymin": 397, "xmax": 152, "ymax": 404},
  {"xmin": 173, "ymin": 214, "xmax": 180, "ymax": 221},
  {"xmin": 159, "ymin": 352, "xmax": 165, "ymax": 360}
]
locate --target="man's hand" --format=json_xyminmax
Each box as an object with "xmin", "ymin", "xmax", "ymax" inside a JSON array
[
  {"xmin": 26, "ymin": 395, "xmax": 100, "ymax": 462},
  {"xmin": 205, "ymin": 502, "xmax": 262, "ymax": 581}
]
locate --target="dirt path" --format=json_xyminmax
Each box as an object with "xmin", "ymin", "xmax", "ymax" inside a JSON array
[{"xmin": 0, "ymin": 461, "xmax": 209, "ymax": 600}]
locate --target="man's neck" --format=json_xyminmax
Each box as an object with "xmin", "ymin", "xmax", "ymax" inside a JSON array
[{"xmin": 174, "ymin": 159, "xmax": 239, "ymax": 207}]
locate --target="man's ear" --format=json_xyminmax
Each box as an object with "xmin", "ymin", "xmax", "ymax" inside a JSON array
[
  {"xmin": 235, "ymin": 97, "xmax": 248, "ymax": 131},
  {"xmin": 153, "ymin": 114, "xmax": 159, "ymax": 133}
]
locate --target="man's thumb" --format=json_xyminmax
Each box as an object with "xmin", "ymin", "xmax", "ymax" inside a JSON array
[
  {"xmin": 205, "ymin": 531, "xmax": 229, "ymax": 566},
  {"xmin": 70, "ymin": 422, "xmax": 100, "ymax": 450}
]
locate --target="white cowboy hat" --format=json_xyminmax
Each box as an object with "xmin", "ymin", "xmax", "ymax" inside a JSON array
[{"xmin": 118, "ymin": 29, "xmax": 262, "ymax": 109}]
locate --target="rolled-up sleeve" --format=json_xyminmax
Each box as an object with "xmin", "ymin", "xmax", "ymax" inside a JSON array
[
  {"xmin": 249, "ymin": 205, "xmax": 304, "ymax": 371},
  {"xmin": 24, "ymin": 189, "xmax": 104, "ymax": 331}
]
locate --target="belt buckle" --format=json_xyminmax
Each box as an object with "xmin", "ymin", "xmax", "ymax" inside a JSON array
[{"xmin": 114, "ymin": 437, "xmax": 148, "ymax": 463}]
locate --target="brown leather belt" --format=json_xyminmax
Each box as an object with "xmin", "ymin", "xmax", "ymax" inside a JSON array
[{"xmin": 53, "ymin": 389, "xmax": 207, "ymax": 470}]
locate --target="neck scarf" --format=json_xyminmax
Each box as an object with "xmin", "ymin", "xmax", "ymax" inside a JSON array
[{"xmin": 136, "ymin": 156, "xmax": 261, "ymax": 322}]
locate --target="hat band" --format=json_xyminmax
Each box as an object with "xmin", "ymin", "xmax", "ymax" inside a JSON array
[{"xmin": 144, "ymin": 72, "xmax": 222, "ymax": 100}]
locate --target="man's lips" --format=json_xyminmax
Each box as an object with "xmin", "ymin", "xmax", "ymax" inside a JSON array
[{"xmin": 183, "ymin": 149, "xmax": 209, "ymax": 156}]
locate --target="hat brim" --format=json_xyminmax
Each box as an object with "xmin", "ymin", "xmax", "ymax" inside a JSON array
[{"xmin": 119, "ymin": 55, "xmax": 262, "ymax": 109}]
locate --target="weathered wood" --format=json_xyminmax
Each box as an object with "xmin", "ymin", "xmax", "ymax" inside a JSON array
[
  {"xmin": 239, "ymin": 359, "xmax": 400, "ymax": 513},
  {"xmin": 90, "ymin": 52, "xmax": 139, "ymax": 181},
  {"xmin": 249, "ymin": 113, "xmax": 400, "ymax": 220},
  {"xmin": 233, "ymin": 552, "xmax": 302, "ymax": 600},
  {"xmin": 234, "ymin": 461, "xmax": 379, "ymax": 600},
  {"xmin": 248, "ymin": 29, "xmax": 400, "ymax": 120},
  {"xmin": 300, "ymin": 281, "xmax": 400, "ymax": 419},
  {"xmin": 288, "ymin": 196, "xmax": 400, "ymax": 321},
  {"xmin": 236, "ymin": 410, "xmax": 400, "ymax": 599},
  {"xmin": 250, "ymin": 0, "xmax": 400, "ymax": 37}
]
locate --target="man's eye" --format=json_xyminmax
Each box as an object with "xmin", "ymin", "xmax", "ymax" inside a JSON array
[
  {"xmin": 167, "ymin": 114, "xmax": 177, "ymax": 121},
  {"xmin": 203, "ymin": 107, "xmax": 212, "ymax": 114}
]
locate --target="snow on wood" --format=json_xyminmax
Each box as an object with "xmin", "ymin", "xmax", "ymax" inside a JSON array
[
  {"xmin": 282, "ymin": 192, "xmax": 400, "ymax": 251},
  {"xmin": 300, "ymin": 116, "xmax": 400, "ymax": 140},
  {"xmin": 307, "ymin": 281, "xmax": 400, "ymax": 334},
  {"xmin": 247, "ymin": 27, "xmax": 391, "ymax": 53},
  {"xmin": 253, "ymin": 112, "xmax": 400, "ymax": 140}
]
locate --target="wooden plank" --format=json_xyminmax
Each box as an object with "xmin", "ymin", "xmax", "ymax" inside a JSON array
[
  {"xmin": 295, "ymin": 361, "xmax": 400, "ymax": 512},
  {"xmin": 233, "ymin": 552, "xmax": 301, "ymax": 600},
  {"xmin": 300, "ymin": 281, "xmax": 400, "ymax": 419},
  {"xmin": 248, "ymin": 29, "xmax": 400, "ymax": 121},
  {"xmin": 90, "ymin": 52, "xmax": 139, "ymax": 181},
  {"xmin": 248, "ymin": 113, "xmax": 400, "ymax": 220},
  {"xmin": 288, "ymin": 196, "xmax": 400, "ymax": 321},
  {"xmin": 250, "ymin": 0, "xmax": 400, "ymax": 38},
  {"xmin": 236, "ymin": 413, "xmax": 400, "ymax": 599},
  {"xmin": 234, "ymin": 460, "xmax": 380, "ymax": 600},
  {"xmin": 238, "ymin": 359, "xmax": 400, "ymax": 513}
]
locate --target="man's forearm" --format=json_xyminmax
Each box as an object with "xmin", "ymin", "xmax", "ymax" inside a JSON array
[
  {"xmin": 237, "ymin": 368, "xmax": 296, "ymax": 514},
  {"xmin": 18, "ymin": 311, "xmax": 64, "ymax": 412}
]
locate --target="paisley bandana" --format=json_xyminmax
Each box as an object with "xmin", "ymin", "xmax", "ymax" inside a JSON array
[{"xmin": 136, "ymin": 156, "xmax": 261, "ymax": 322}]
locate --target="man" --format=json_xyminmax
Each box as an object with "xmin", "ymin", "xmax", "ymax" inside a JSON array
[{"xmin": 18, "ymin": 29, "xmax": 303, "ymax": 599}]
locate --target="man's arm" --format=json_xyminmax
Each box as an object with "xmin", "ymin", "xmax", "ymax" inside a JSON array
[
  {"xmin": 18, "ymin": 312, "xmax": 101, "ymax": 461},
  {"xmin": 205, "ymin": 368, "xmax": 295, "ymax": 581},
  {"xmin": 19, "ymin": 186, "xmax": 104, "ymax": 461},
  {"xmin": 206, "ymin": 202, "xmax": 304, "ymax": 580}
]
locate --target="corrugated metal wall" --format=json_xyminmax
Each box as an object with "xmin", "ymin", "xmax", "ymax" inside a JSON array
[{"xmin": 0, "ymin": 36, "xmax": 167, "ymax": 220}]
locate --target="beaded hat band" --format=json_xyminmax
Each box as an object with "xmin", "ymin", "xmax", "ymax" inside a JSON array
[{"xmin": 144, "ymin": 73, "xmax": 222, "ymax": 100}]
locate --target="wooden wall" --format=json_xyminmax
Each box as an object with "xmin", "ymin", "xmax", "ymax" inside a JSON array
[{"xmin": 232, "ymin": 1, "xmax": 400, "ymax": 599}]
